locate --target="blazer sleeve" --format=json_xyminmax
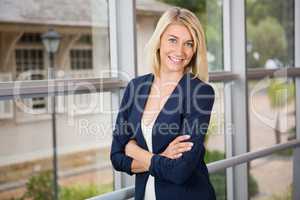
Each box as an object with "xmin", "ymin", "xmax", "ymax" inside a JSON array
[
  {"xmin": 148, "ymin": 83, "xmax": 215, "ymax": 184},
  {"xmin": 110, "ymin": 80, "xmax": 134, "ymax": 175}
]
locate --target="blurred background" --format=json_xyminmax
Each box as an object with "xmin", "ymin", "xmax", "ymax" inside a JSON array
[{"xmin": 0, "ymin": 0, "xmax": 299, "ymax": 200}]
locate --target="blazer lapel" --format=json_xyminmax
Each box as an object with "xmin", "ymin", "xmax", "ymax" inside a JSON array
[
  {"xmin": 152, "ymin": 73, "xmax": 188, "ymax": 153},
  {"xmin": 134, "ymin": 73, "xmax": 154, "ymax": 151}
]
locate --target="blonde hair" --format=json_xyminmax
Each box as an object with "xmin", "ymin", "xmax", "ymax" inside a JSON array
[{"xmin": 145, "ymin": 7, "xmax": 209, "ymax": 82}]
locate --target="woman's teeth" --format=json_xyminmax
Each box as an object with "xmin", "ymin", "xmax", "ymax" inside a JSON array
[{"xmin": 169, "ymin": 56, "xmax": 183, "ymax": 64}]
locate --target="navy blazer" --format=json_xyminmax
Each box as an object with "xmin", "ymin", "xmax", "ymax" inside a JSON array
[{"xmin": 110, "ymin": 72, "xmax": 216, "ymax": 200}]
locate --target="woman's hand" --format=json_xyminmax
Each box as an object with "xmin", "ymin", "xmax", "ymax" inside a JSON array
[
  {"xmin": 125, "ymin": 139, "xmax": 138, "ymax": 157},
  {"xmin": 125, "ymin": 139, "xmax": 152, "ymax": 172},
  {"xmin": 160, "ymin": 135, "xmax": 193, "ymax": 159}
]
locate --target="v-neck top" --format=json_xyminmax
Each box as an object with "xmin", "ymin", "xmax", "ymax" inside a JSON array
[
  {"xmin": 140, "ymin": 73, "xmax": 186, "ymax": 200},
  {"xmin": 141, "ymin": 118, "xmax": 156, "ymax": 200}
]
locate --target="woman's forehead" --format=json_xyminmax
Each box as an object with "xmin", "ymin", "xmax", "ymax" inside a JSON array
[{"xmin": 162, "ymin": 23, "xmax": 193, "ymax": 41}]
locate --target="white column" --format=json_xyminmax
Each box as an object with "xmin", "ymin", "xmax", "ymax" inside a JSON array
[
  {"xmin": 293, "ymin": 0, "xmax": 300, "ymax": 199},
  {"xmin": 223, "ymin": 0, "xmax": 249, "ymax": 199},
  {"xmin": 108, "ymin": 0, "xmax": 137, "ymax": 190}
]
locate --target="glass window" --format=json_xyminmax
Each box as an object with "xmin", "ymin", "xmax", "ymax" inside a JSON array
[
  {"xmin": 247, "ymin": 77, "xmax": 295, "ymax": 199},
  {"xmin": 135, "ymin": 0, "xmax": 224, "ymax": 76},
  {"xmin": 246, "ymin": 0, "xmax": 295, "ymax": 198},
  {"xmin": 0, "ymin": 0, "xmax": 114, "ymax": 199},
  {"xmin": 207, "ymin": 82, "xmax": 226, "ymax": 200},
  {"xmin": 249, "ymin": 152, "xmax": 294, "ymax": 199},
  {"xmin": 246, "ymin": 0, "xmax": 294, "ymax": 68},
  {"xmin": 70, "ymin": 49, "xmax": 93, "ymax": 70},
  {"xmin": 0, "ymin": 0, "xmax": 110, "ymax": 82}
]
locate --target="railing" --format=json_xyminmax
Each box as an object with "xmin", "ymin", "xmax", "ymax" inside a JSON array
[
  {"xmin": 88, "ymin": 139, "xmax": 300, "ymax": 200},
  {"xmin": 2, "ymin": 68, "xmax": 300, "ymax": 101},
  {"xmin": 0, "ymin": 77, "xmax": 127, "ymax": 100}
]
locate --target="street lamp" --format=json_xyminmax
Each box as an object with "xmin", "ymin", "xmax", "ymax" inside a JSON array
[{"xmin": 42, "ymin": 29, "xmax": 61, "ymax": 200}]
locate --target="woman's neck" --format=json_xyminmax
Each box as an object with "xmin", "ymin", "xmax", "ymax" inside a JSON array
[{"xmin": 156, "ymin": 70, "xmax": 184, "ymax": 84}]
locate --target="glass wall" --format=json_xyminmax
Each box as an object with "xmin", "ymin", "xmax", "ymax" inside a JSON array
[
  {"xmin": 207, "ymin": 82, "xmax": 226, "ymax": 200},
  {"xmin": 0, "ymin": 0, "xmax": 113, "ymax": 199},
  {"xmin": 246, "ymin": 0, "xmax": 295, "ymax": 199},
  {"xmin": 1, "ymin": 0, "xmax": 298, "ymax": 199},
  {"xmin": 246, "ymin": 0, "xmax": 294, "ymax": 68},
  {"xmin": 57, "ymin": 92, "xmax": 114, "ymax": 198}
]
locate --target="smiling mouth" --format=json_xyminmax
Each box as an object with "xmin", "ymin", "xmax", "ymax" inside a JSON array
[{"xmin": 168, "ymin": 56, "xmax": 185, "ymax": 64}]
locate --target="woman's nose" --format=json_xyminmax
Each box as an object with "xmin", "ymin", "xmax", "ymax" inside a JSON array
[{"xmin": 174, "ymin": 43, "xmax": 185, "ymax": 56}]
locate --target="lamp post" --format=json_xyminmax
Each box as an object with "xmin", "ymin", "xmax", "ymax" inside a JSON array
[{"xmin": 42, "ymin": 29, "xmax": 61, "ymax": 200}]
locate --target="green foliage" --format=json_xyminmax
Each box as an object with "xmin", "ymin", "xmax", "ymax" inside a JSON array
[
  {"xmin": 60, "ymin": 183, "xmax": 112, "ymax": 200},
  {"xmin": 11, "ymin": 170, "xmax": 112, "ymax": 200},
  {"xmin": 275, "ymin": 148, "xmax": 293, "ymax": 157},
  {"xmin": 246, "ymin": 0, "xmax": 294, "ymax": 67},
  {"xmin": 246, "ymin": 0, "xmax": 294, "ymax": 27},
  {"xmin": 23, "ymin": 171, "xmax": 55, "ymax": 200},
  {"xmin": 247, "ymin": 17, "xmax": 287, "ymax": 68},
  {"xmin": 248, "ymin": 172, "xmax": 259, "ymax": 197},
  {"xmin": 205, "ymin": 114, "xmax": 218, "ymax": 144},
  {"xmin": 205, "ymin": 150, "xmax": 259, "ymax": 199},
  {"xmin": 210, "ymin": 171, "xmax": 226, "ymax": 200},
  {"xmin": 267, "ymin": 79, "xmax": 294, "ymax": 108},
  {"xmin": 267, "ymin": 184, "xmax": 292, "ymax": 200},
  {"xmin": 287, "ymin": 127, "xmax": 296, "ymax": 140},
  {"xmin": 204, "ymin": 150, "xmax": 224, "ymax": 164}
]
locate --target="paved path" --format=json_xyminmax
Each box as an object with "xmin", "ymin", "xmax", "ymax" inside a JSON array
[{"xmin": 206, "ymin": 90, "xmax": 295, "ymax": 199}]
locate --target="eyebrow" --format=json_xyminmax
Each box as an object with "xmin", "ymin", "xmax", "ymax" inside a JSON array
[{"xmin": 167, "ymin": 34, "xmax": 193, "ymax": 42}]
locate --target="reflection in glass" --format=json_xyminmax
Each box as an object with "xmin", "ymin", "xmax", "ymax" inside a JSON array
[
  {"xmin": 249, "ymin": 152, "xmax": 293, "ymax": 200},
  {"xmin": 248, "ymin": 77, "xmax": 295, "ymax": 199},
  {"xmin": 0, "ymin": 91, "xmax": 114, "ymax": 199},
  {"xmin": 206, "ymin": 82, "xmax": 226, "ymax": 200},
  {"xmin": 248, "ymin": 78, "xmax": 295, "ymax": 149},
  {"xmin": 0, "ymin": 0, "xmax": 110, "ymax": 82},
  {"xmin": 0, "ymin": 0, "xmax": 114, "ymax": 199},
  {"xmin": 246, "ymin": 0, "xmax": 294, "ymax": 68}
]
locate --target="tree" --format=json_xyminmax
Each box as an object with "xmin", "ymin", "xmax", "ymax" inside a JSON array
[
  {"xmin": 267, "ymin": 79, "xmax": 294, "ymax": 144},
  {"xmin": 247, "ymin": 17, "xmax": 287, "ymax": 68},
  {"xmin": 246, "ymin": 0, "xmax": 294, "ymax": 67}
]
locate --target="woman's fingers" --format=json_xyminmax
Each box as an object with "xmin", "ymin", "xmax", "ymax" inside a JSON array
[
  {"xmin": 161, "ymin": 135, "xmax": 193, "ymax": 159},
  {"xmin": 170, "ymin": 142, "xmax": 193, "ymax": 157},
  {"xmin": 170, "ymin": 135, "xmax": 191, "ymax": 145},
  {"xmin": 173, "ymin": 153, "xmax": 183, "ymax": 159},
  {"xmin": 176, "ymin": 146, "xmax": 192, "ymax": 153},
  {"xmin": 175, "ymin": 142, "xmax": 193, "ymax": 149}
]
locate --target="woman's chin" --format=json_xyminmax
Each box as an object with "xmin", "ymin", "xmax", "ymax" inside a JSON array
[{"xmin": 163, "ymin": 65, "xmax": 185, "ymax": 73}]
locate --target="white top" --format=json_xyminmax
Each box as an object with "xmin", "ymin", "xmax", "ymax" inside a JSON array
[{"xmin": 141, "ymin": 118, "xmax": 156, "ymax": 200}]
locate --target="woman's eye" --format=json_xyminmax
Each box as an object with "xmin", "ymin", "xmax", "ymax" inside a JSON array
[
  {"xmin": 168, "ymin": 38, "xmax": 177, "ymax": 43},
  {"xmin": 186, "ymin": 42, "xmax": 194, "ymax": 48}
]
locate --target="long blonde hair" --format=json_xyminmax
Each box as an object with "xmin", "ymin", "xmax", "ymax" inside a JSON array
[{"xmin": 145, "ymin": 7, "xmax": 209, "ymax": 82}]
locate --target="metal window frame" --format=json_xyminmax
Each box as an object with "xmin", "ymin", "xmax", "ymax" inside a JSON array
[
  {"xmin": 294, "ymin": 0, "xmax": 300, "ymax": 199},
  {"xmin": 108, "ymin": 0, "xmax": 137, "ymax": 191},
  {"xmin": 0, "ymin": 72, "xmax": 239, "ymax": 101},
  {"xmin": 223, "ymin": 0, "xmax": 249, "ymax": 199},
  {"xmin": 223, "ymin": 0, "xmax": 234, "ymax": 199}
]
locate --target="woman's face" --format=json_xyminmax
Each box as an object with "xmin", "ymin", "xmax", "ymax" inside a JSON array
[{"xmin": 159, "ymin": 23, "xmax": 195, "ymax": 74}]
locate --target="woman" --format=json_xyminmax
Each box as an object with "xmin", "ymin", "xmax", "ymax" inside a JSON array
[{"xmin": 110, "ymin": 7, "xmax": 216, "ymax": 200}]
